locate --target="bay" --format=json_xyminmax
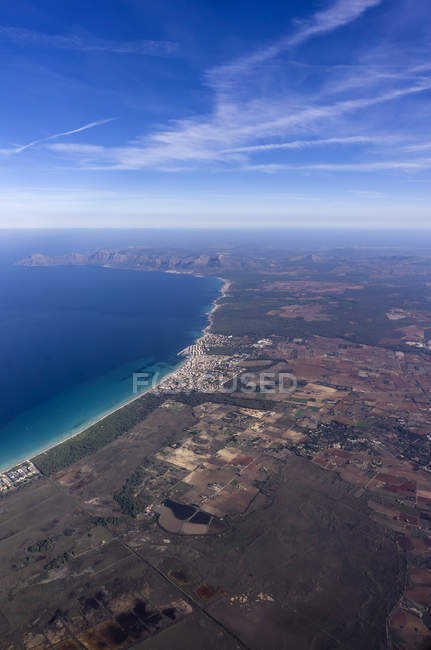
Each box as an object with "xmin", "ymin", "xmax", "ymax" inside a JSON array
[{"xmin": 0, "ymin": 230, "xmax": 220, "ymax": 470}]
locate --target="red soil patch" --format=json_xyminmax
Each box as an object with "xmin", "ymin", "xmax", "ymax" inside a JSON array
[
  {"xmin": 267, "ymin": 304, "xmax": 332, "ymax": 322},
  {"xmin": 196, "ymin": 584, "xmax": 218, "ymax": 600}
]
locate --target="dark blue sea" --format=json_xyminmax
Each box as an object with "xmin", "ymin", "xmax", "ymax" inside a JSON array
[{"xmin": 0, "ymin": 230, "xmax": 221, "ymax": 470}]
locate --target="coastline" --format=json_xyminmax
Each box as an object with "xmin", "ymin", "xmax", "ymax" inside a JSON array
[
  {"xmin": 0, "ymin": 360, "xmax": 182, "ymax": 473},
  {"xmin": 1, "ymin": 275, "xmax": 229, "ymax": 475},
  {"xmin": 204, "ymin": 276, "xmax": 231, "ymax": 333}
]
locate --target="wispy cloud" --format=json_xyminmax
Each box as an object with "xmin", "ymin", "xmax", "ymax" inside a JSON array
[
  {"xmin": 243, "ymin": 159, "xmax": 431, "ymax": 173},
  {"xmin": 349, "ymin": 189, "xmax": 386, "ymax": 198},
  {"xmin": 288, "ymin": 0, "xmax": 382, "ymax": 47},
  {"xmin": 48, "ymin": 143, "xmax": 106, "ymax": 154},
  {"xmin": 403, "ymin": 142, "xmax": 431, "ymax": 152},
  {"xmin": 0, "ymin": 119, "xmax": 114, "ymax": 156},
  {"xmin": 8, "ymin": 0, "xmax": 431, "ymax": 177},
  {"xmin": 221, "ymin": 135, "xmax": 396, "ymax": 154},
  {"xmin": 0, "ymin": 26, "xmax": 178, "ymax": 56},
  {"xmin": 45, "ymin": 78, "xmax": 431, "ymax": 171},
  {"xmin": 207, "ymin": 0, "xmax": 382, "ymax": 90}
]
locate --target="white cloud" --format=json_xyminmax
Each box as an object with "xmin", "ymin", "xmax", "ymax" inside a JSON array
[
  {"xmin": 49, "ymin": 80, "xmax": 431, "ymax": 171},
  {"xmin": 288, "ymin": 0, "xmax": 382, "ymax": 47},
  {"xmin": 403, "ymin": 142, "xmax": 431, "ymax": 152},
  {"xmin": 48, "ymin": 143, "xmax": 106, "ymax": 154},
  {"xmin": 221, "ymin": 135, "xmax": 396, "ymax": 154},
  {"xmin": 1, "ymin": 119, "xmax": 114, "ymax": 156},
  {"xmin": 243, "ymin": 159, "xmax": 431, "ymax": 173},
  {"xmin": 207, "ymin": 0, "xmax": 382, "ymax": 88},
  {"xmin": 348, "ymin": 189, "xmax": 386, "ymax": 198},
  {"xmin": 6, "ymin": 0, "xmax": 431, "ymax": 177},
  {"xmin": 0, "ymin": 26, "xmax": 178, "ymax": 56}
]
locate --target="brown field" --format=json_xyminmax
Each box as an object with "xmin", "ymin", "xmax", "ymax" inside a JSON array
[{"xmin": 267, "ymin": 304, "xmax": 332, "ymax": 321}]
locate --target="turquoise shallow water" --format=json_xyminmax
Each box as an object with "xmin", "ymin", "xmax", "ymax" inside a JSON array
[
  {"xmin": 0, "ymin": 232, "xmax": 221, "ymax": 470},
  {"xmin": 0, "ymin": 355, "xmax": 185, "ymax": 470}
]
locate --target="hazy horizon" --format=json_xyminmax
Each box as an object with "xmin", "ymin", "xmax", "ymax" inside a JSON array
[{"xmin": 4, "ymin": 227, "xmax": 431, "ymax": 264}]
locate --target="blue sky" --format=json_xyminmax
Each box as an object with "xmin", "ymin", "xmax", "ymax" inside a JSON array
[{"xmin": 1, "ymin": 0, "xmax": 431, "ymax": 228}]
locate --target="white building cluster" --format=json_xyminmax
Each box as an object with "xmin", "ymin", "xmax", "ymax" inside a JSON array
[
  {"xmin": 156, "ymin": 333, "xmax": 245, "ymax": 394},
  {"xmin": 0, "ymin": 461, "xmax": 39, "ymax": 493}
]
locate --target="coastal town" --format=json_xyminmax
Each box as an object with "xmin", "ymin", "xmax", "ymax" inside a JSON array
[{"xmin": 155, "ymin": 332, "xmax": 246, "ymax": 394}]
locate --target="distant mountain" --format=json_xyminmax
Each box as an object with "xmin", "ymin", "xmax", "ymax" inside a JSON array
[
  {"xmin": 18, "ymin": 247, "xmax": 365, "ymax": 274},
  {"xmin": 17, "ymin": 249, "xmax": 255, "ymax": 273}
]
